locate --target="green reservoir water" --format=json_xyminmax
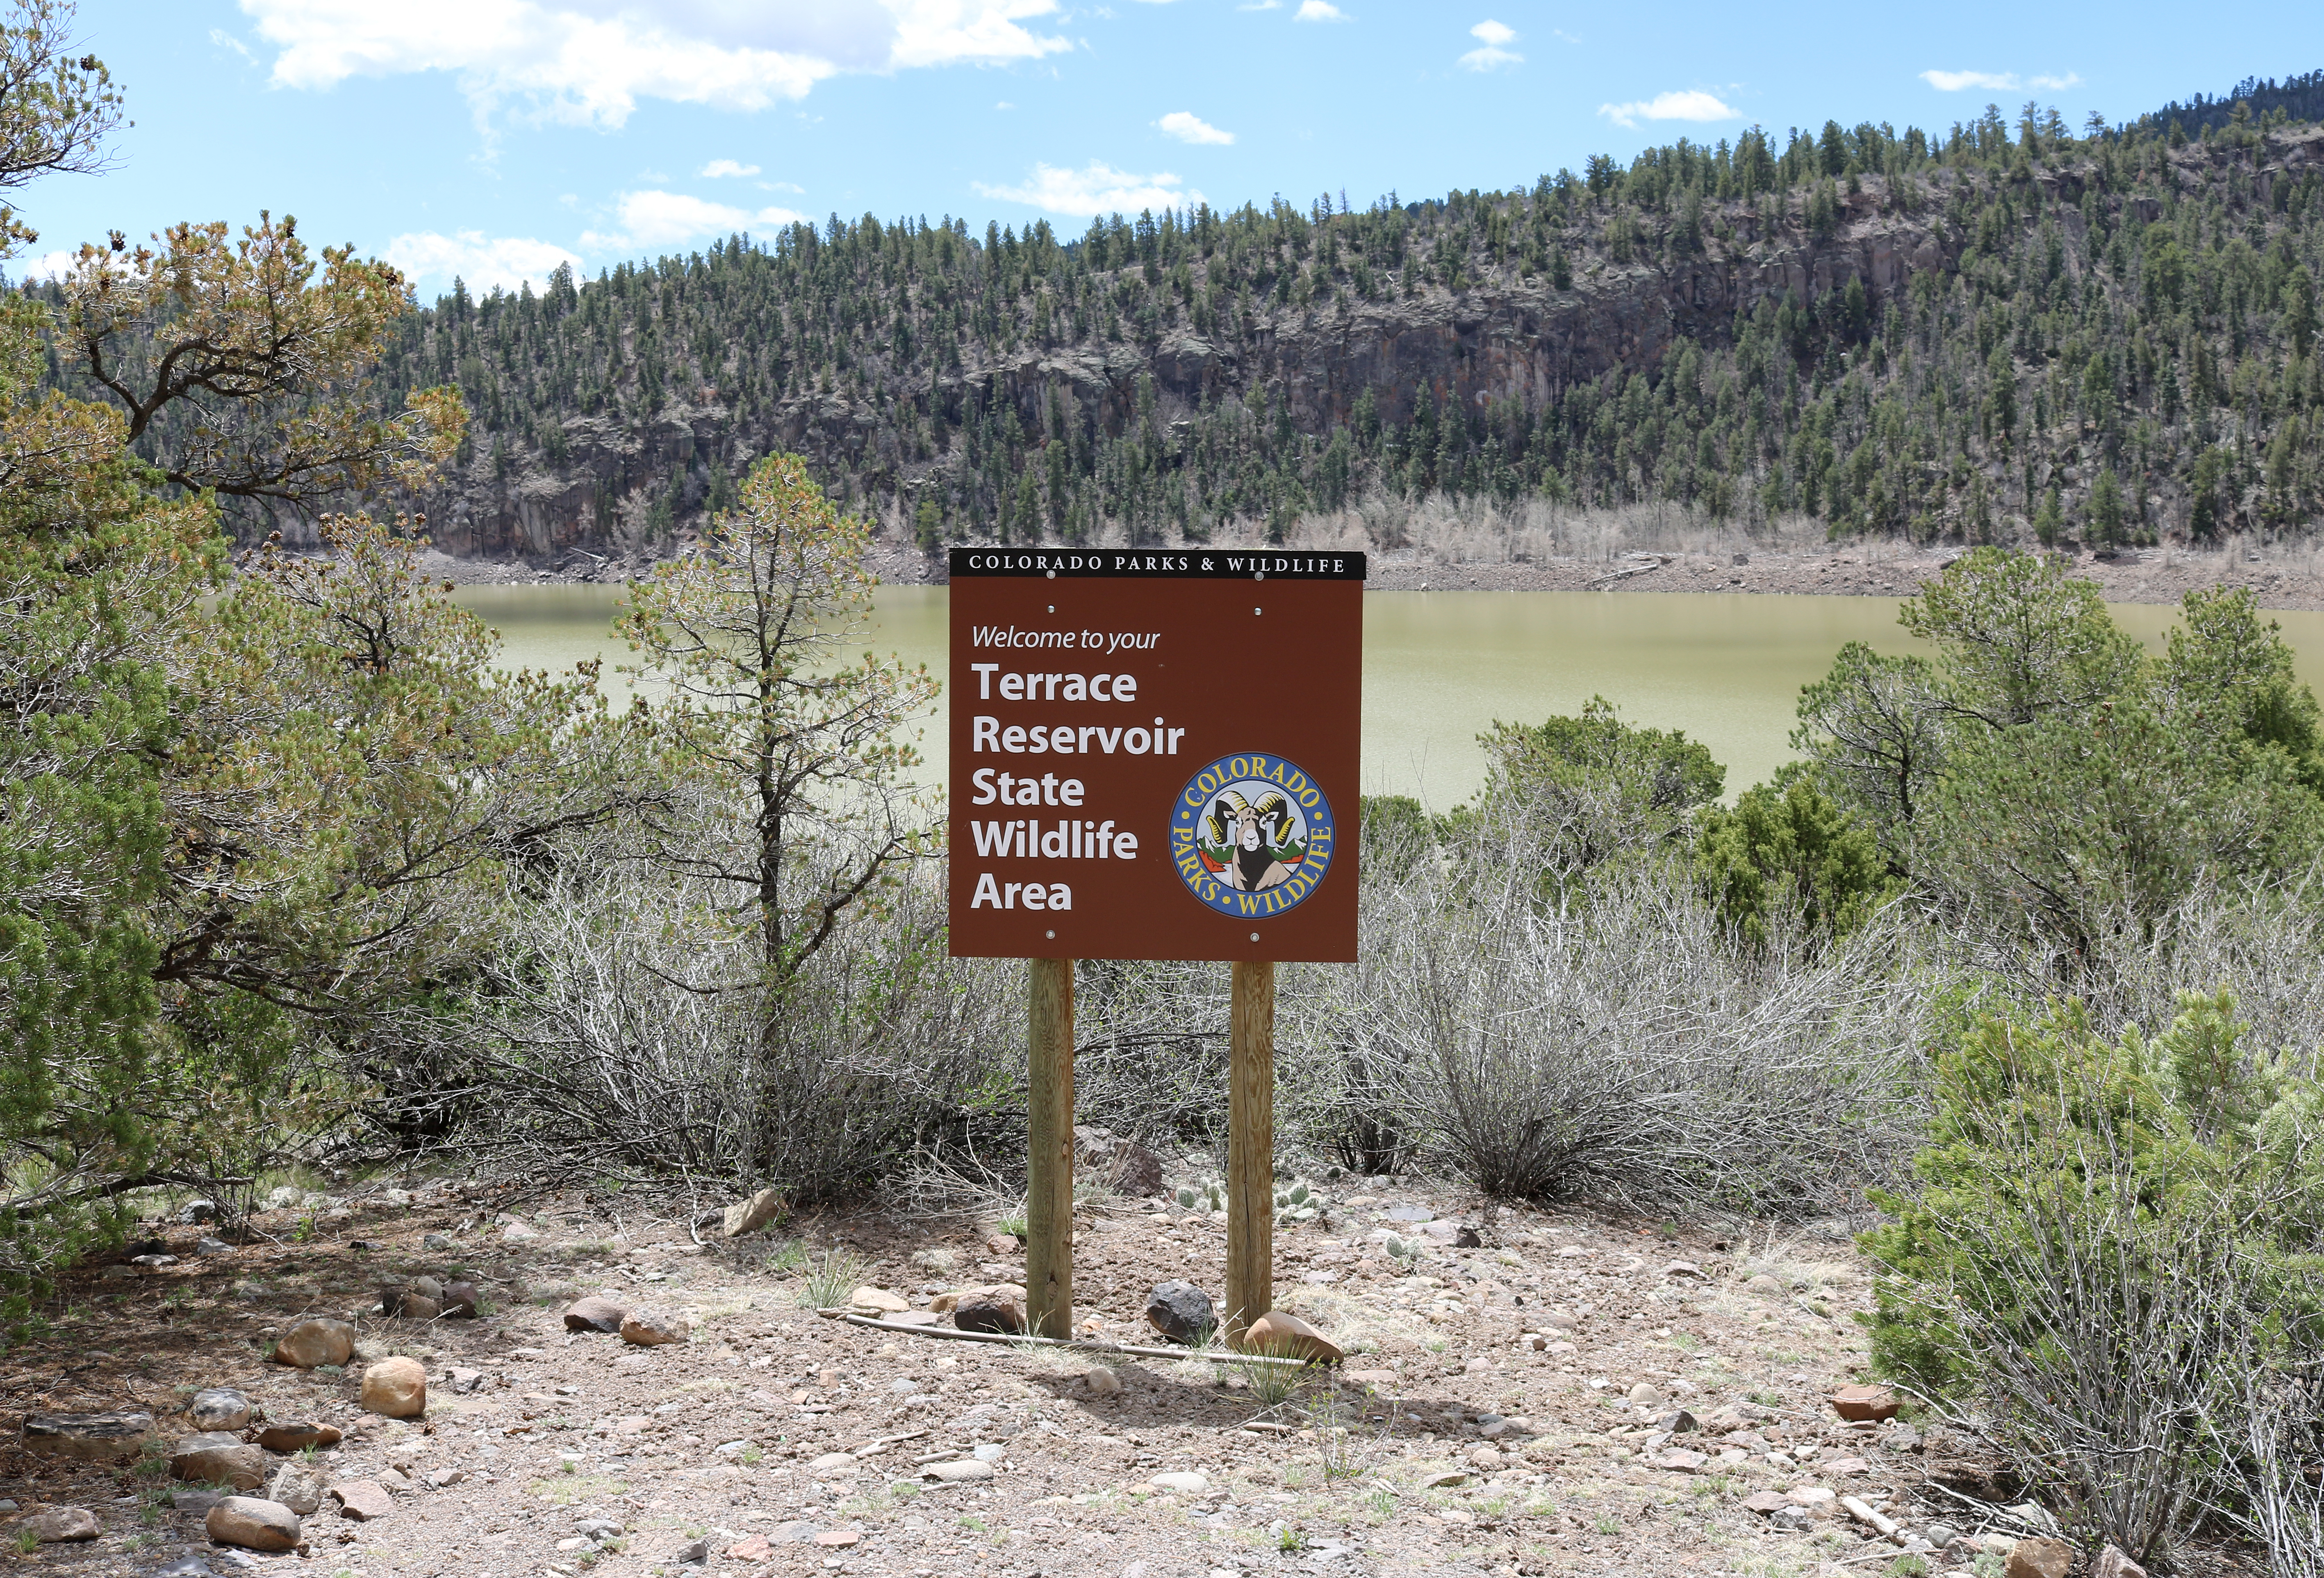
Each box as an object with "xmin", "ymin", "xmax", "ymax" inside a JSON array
[{"xmin": 457, "ymin": 585, "xmax": 2324, "ymax": 809}]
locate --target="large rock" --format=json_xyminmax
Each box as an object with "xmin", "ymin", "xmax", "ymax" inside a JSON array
[
  {"xmin": 1145, "ymin": 1280, "xmax": 1216, "ymax": 1345},
  {"xmin": 1241, "ymin": 1309, "xmax": 1343, "ymax": 1364},
  {"xmin": 359, "ymin": 1357, "xmax": 427, "ymax": 1418},
  {"xmin": 1074, "ymin": 1125, "xmax": 1165, "ymax": 1197},
  {"xmin": 849, "ymin": 1286, "xmax": 910, "ymax": 1313},
  {"xmin": 2008, "ymin": 1537, "xmax": 2076, "ymax": 1578},
  {"xmin": 620, "ymin": 1307, "xmax": 687, "ymax": 1346},
  {"xmin": 1830, "ymin": 1384, "xmax": 1901, "ymax": 1422},
  {"xmin": 187, "ymin": 1389, "xmax": 252, "ymax": 1431},
  {"xmin": 722, "ymin": 1186, "xmax": 784, "ymax": 1238},
  {"xmin": 269, "ymin": 1461, "xmax": 328, "ymax": 1516},
  {"xmin": 170, "ymin": 1431, "xmax": 269, "ymax": 1489},
  {"xmin": 25, "ymin": 1507, "xmax": 100, "ymax": 1542},
  {"xmin": 2092, "ymin": 1547, "xmax": 2149, "ymax": 1578},
  {"xmin": 21, "ymin": 1409, "xmax": 155, "ymax": 1463},
  {"xmin": 272, "ymin": 1318, "xmax": 354, "ymax": 1369},
  {"xmin": 206, "ymin": 1496, "xmax": 301, "ymax": 1552},
  {"xmin": 952, "ymin": 1288, "xmax": 1025, "ymax": 1335},
  {"xmin": 562, "ymin": 1295, "xmax": 627, "ymax": 1333},
  {"xmin": 442, "ymin": 1280, "xmax": 481, "ymax": 1317}
]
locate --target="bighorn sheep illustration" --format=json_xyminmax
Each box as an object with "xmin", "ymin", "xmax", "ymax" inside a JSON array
[{"xmin": 1205, "ymin": 790, "xmax": 1297, "ymax": 891}]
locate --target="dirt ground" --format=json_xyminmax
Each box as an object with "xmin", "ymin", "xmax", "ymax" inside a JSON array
[{"xmin": 2, "ymin": 1168, "xmax": 2152, "ymax": 1578}]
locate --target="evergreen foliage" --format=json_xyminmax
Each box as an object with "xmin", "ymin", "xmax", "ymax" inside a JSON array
[{"xmin": 126, "ymin": 79, "xmax": 2324, "ymax": 551}]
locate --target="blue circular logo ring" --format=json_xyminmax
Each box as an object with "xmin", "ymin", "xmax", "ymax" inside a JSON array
[{"xmin": 1170, "ymin": 752, "xmax": 1337, "ymax": 919}]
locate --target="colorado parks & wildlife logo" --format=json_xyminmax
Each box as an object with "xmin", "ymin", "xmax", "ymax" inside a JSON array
[{"xmin": 1171, "ymin": 752, "xmax": 1337, "ymax": 918}]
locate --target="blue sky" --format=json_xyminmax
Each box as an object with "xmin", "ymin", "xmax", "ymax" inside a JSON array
[{"xmin": 19, "ymin": 1, "xmax": 2319, "ymax": 303}]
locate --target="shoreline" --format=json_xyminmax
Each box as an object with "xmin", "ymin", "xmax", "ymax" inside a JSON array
[{"xmin": 424, "ymin": 541, "xmax": 2324, "ymax": 613}]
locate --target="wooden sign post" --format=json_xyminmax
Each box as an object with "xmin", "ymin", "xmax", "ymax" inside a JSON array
[{"xmin": 948, "ymin": 548, "xmax": 1364, "ymax": 1347}]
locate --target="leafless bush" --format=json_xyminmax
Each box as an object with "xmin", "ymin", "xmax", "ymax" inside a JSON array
[
  {"xmin": 467, "ymin": 858, "xmax": 1018, "ymax": 1201},
  {"xmin": 2247, "ymin": 1373, "xmax": 2324, "ymax": 1578},
  {"xmin": 1351, "ymin": 823, "xmax": 1934, "ymax": 1212},
  {"xmin": 2075, "ymin": 872, "xmax": 2324, "ymax": 1066}
]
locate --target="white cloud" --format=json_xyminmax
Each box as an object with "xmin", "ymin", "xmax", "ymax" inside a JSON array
[
  {"xmin": 1596, "ymin": 89, "xmax": 1738, "ymax": 128},
  {"xmin": 1457, "ymin": 18, "xmax": 1518, "ymax": 71},
  {"xmin": 699, "ymin": 158, "xmax": 760, "ymax": 178},
  {"xmin": 383, "ymin": 230, "xmax": 584, "ymax": 291},
  {"xmin": 9, "ymin": 248, "xmax": 78, "ymax": 284},
  {"xmin": 974, "ymin": 161, "xmax": 1201, "ymax": 216},
  {"xmin": 209, "ymin": 27, "xmax": 256, "ymax": 61},
  {"xmin": 1156, "ymin": 110, "xmax": 1232, "ymax": 145},
  {"xmin": 1921, "ymin": 68, "xmax": 2082, "ymax": 93},
  {"xmin": 1293, "ymin": 0, "xmax": 1345, "ymax": 20},
  {"xmin": 236, "ymin": 0, "xmax": 1070, "ymax": 130},
  {"xmin": 579, "ymin": 190, "xmax": 809, "ymax": 251}
]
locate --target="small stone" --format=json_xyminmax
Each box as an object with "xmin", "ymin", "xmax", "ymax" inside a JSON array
[
  {"xmin": 501, "ymin": 1220, "xmax": 538, "ymax": 1242},
  {"xmin": 272, "ymin": 1318, "xmax": 355, "ymax": 1369},
  {"xmin": 953, "ymin": 1288, "xmax": 1025, "ymax": 1335},
  {"xmin": 808, "ymin": 1452, "xmax": 858, "ymax": 1473},
  {"xmin": 205, "ymin": 1496, "xmax": 301, "ymax": 1553},
  {"xmin": 2092, "ymin": 1546, "xmax": 2148, "ymax": 1578},
  {"xmin": 447, "ymin": 1367, "xmax": 485, "ymax": 1395},
  {"xmin": 1241, "ymin": 1309, "xmax": 1343, "ymax": 1364},
  {"xmin": 256, "ymin": 1421, "xmax": 341, "ymax": 1452},
  {"xmin": 983, "ymin": 1233, "xmax": 1020, "ymax": 1255},
  {"xmin": 575, "ymin": 1517, "xmax": 624, "ymax": 1541},
  {"xmin": 724, "ymin": 1535, "xmax": 773, "ymax": 1561},
  {"xmin": 972, "ymin": 1444, "xmax": 1006, "ymax": 1462},
  {"xmin": 194, "ymin": 1236, "xmax": 232, "ymax": 1255},
  {"xmin": 924, "ymin": 1460, "xmax": 994, "ymax": 1483},
  {"xmin": 1540, "ymin": 1310, "xmax": 1578, "ymax": 1331},
  {"xmin": 25, "ymin": 1507, "xmax": 100, "ymax": 1542},
  {"xmin": 1786, "ymin": 1486, "xmax": 1837, "ymax": 1509},
  {"xmin": 722, "ymin": 1186, "xmax": 785, "ymax": 1237},
  {"xmin": 1741, "ymin": 1491, "xmax": 1791, "ymax": 1515},
  {"xmin": 2008, "ymin": 1537, "xmax": 2076, "ymax": 1578},
  {"xmin": 1149, "ymin": 1471, "xmax": 1209, "ymax": 1493},
  {"xmin": 677, "ymin": 1538, "xmax": 710, "ymax": 1565},
  {"xmin": 395, "ymin": 1293, "xmax": 443, "ymax": 1321},
  {"xmin": 1145, "ymin": 1280, "xmax": 1217, "ymax": 1345},
  {"xmin": 849, "ymin": 1286, "xmax": 909, "ymax": 1313},
  {"xmin": 188, "ymin": 1388, "xmax": 252, "ymax": 1431},
  {"xmin": 1626, "ymin": 1381, "xmax": 1665, "ymax": 1407},
  {"xmin": 1650, "ymin": 1448, "xmax": 1709, "ymax": 1471},
  {"xmin": 421, "ymin": 1232, "xmax": 455, "ymax": 1251},
  {"xmin": 1747, "ymin": 1273, "xmax": 1784, "ymax": 1293},
  {"xmin": 561, "ymin": 1296, "xmax": 627, "ymax": 1333},
  {"xmin": 171, "ymin": 1490, "xmax": 225, "ymax": 1514},
  {"xmin": 814, "ymin": 1530, "xmax": 862, "ymax": 1547},
  {"xmin": 505, "ymin": 1346, "xmax": 548, "ymax": 1361},
  {"xmin": 1453, "ymin": 1226, "xmax": 1483, "ymax": 1248},
  {"xmin": 1421, "ymin": 1471, "xmax": 1469, "ymax": 1489},
  {"xmin": 170, "ymin": 1431, "xmax": 269, "ymax": 1489},
  {"xmin": 21, "ymin": 1409, "xmax": 156, "ymax": 1463},
  {"xmin": 180, "ymin": 1198, "xmax": 219, "ymax": 1224},
  {"xmin": 1830, "ymin": 1384, "xmax": 1901, "ymax": 1423},
  {"xmin": 442, "ymin": 1281, "xmax": 480, "ymax": 1317},
  {"xmin": 329, "ymin": 1480, "xmax": 395, "ymax": 1521},
  {"xmin": 619, "ymin": 1307, "xmax": 687, "ymax": 1346},
  {"xmin": 1655, "ymin": 1409, "xmax": 1699, "ymax": 1434},
  {"xmin": 1084, "ymin": 1366, "xmax": 1123, "ymax": 1398},
  {"xmin": 359, "ymin": 1357, "xmax": 427, "ymax": 1418},
  {"xmin": 269, "ymin": 1462, "xmax": 328, "ymax": 1516}
]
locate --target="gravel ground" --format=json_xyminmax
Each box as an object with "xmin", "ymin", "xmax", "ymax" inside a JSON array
[{"xmin": 3, "ymin": 1170, "xmax": 2190, "ymax": 1578}]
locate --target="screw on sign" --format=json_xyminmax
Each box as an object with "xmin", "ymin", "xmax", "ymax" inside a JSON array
[{"xmin": 949, "ymin": 548, "xmax": 1364, "ymax": 1344}]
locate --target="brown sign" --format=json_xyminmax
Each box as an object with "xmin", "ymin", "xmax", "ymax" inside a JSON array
[{"xmin": 947, "ymin": 548, "xmax": 1365, "ymax": 962}]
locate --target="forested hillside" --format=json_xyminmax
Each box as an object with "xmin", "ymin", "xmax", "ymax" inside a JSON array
[{"xmin": 53, "ymin": 76, "xmax": 2324, "ymax": 560}]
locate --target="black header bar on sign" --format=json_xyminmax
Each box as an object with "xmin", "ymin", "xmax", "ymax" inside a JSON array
[{"xmin": 950, "ymin": 548, "xmax": 1367, "ymax": 581}]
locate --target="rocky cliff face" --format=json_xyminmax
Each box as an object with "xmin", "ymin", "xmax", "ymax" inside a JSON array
[{"xmin": 401, "ymin": 125, "xmax": 2324, "ymax": 563}]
